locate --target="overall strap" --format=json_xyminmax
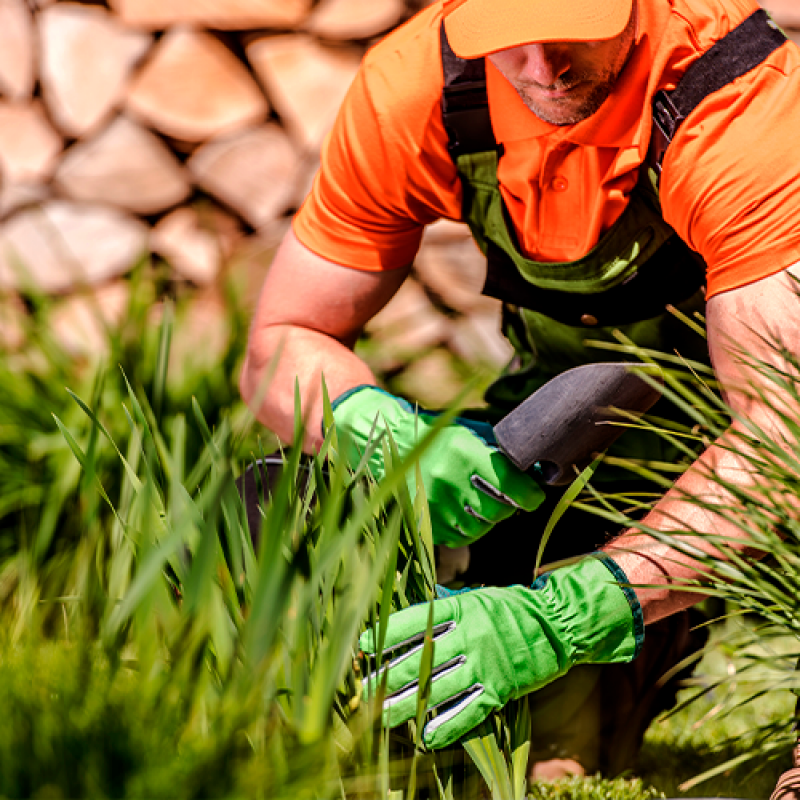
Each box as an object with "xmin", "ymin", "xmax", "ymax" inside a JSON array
[
  {"xmin": 649, "ymin": 9, "xmax": 787, "ymax": 176},
  {"xmin": 440, "ymin": 24, "xmax": 497, "ymax": 157}
]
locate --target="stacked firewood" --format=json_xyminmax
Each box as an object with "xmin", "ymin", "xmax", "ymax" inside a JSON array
[
  {"xmin": 0, "ymin": 0, "xmax": 421, "ymax": 290},
  {"xmin": 0, "ymin": 0, "xmax": 797, "ymax": 403}
]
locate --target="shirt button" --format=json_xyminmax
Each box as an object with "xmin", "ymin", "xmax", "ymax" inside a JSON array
[
  {"xmin": 580, "ymin": 314, "xmax": 599, "ymax": 326},
  {"xmin": 551, "ymin": 176, "xmax": 569, "ymax": 192}
]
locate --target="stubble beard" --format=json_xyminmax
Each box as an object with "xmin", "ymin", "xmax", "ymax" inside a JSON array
[
  {"xmin": 516, "ymin": 2, "xmax": 638, "ymax": 127},
  {"xmin": 515, "ymin": 71, "xmax": 622, "ymax": 126}
]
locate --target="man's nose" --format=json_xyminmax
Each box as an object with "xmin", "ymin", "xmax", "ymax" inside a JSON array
[{"xmin": 519, "ymin": 43, "xmax": 572, "ymax": 86}]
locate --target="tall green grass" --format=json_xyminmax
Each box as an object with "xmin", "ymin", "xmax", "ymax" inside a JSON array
[
  {"xmin": 7, "ymin": 273, "xmax": 798, "ymax": 798},
  {"xmin": 578, "ymin": 327, "xmax": 800, "ymax": 792},
  {"xmin": 0, "ymin": 274, "xmax": 534, "ymax": 798}
]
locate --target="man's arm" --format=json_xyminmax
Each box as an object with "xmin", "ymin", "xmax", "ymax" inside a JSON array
[
  {"xmin": 239, "ymin": 228, "xmax": 411, "ymax": 452},
  {"xmin": 605, "ymin": 262, "xmax": 800, "ymax": 624}
]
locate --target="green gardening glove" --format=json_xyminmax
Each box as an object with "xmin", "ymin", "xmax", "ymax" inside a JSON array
[
  {"xmin": 359, "ymin": 554, "xmax": 644, "ymax": 749},
  {"xmin": 331, "ymin": 385, "xmax": 545, "ymax": 547}
]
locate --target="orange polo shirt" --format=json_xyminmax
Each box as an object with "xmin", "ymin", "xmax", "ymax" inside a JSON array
[{"xmin": 293, "ymin": 0, "xmax": 800, "ymax": 299}]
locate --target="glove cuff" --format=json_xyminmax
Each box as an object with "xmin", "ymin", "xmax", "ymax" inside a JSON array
[
  {"xmin": 329, "ymin": 385, "xmax": 416, "ymax": 481},
  {"xmin": 534, "ymin": 555, "xmax": 644, "ymax": 666},
  {"xmin": 593, "ymin": 553, "xmax": 645, "ymax": 659},
  {"xmin": 327, "ymin": 384, "xmax": 401, "ymax": 437}
]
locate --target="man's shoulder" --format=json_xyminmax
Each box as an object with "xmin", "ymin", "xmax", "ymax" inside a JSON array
[
  {"xmin": 665, "ymin": 0, "xmax": 765, "ymax": 57},
  {"xmin": 361, "ymin": 2, "xmax": 446, "ymax": 94}
]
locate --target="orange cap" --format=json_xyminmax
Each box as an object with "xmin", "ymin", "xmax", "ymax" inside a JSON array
[{"xmin": 442, "ymin": 0, "xmax": 634, "ymax": 58}]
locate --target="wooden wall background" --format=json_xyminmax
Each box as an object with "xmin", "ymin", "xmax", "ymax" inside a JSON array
[{"xmin": 0, "ymin": 0, "xmax": 796, "ymax": 404}]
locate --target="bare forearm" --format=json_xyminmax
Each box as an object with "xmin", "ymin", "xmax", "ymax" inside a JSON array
[
  {"xmin": 605, "ymin": 408, "xmax": 789, "ymax": 623},
  {"xmin": 604, "ymin": 434, "xmax": 749, "ymax": 623},
  {"xmin": 239, "ymin": 324, "xmax": 375, "ymax": 452},
  {"xmin": 239, "ymin": 228, "xmax": 411, "ymax": 453},
  {"xmin": 604, "ymin": 266, "xmax": 800, "ymax": 625}
]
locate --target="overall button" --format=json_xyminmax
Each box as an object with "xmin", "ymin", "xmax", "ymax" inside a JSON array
[
  {"xmin": 551, "ymin": 176, "xmax": 569, "ymax": 192},
  {"xmin": 580, "ymin": 314, "xmax": 599, "ymax": 326}
]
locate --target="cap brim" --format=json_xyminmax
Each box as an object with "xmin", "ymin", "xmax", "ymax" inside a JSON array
[{"xmin": 444, "ymin": 0, "xmax": 633, "ymax": 59}]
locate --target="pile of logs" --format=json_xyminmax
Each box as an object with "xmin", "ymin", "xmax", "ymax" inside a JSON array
[{"xmin": 0, "ymin": 0, "xmax": 797, "ymax": 404}]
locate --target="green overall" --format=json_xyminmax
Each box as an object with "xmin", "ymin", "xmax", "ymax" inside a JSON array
[
  {"xmin": 435, "ymin": 14, "xmax": 789, "ymax": 772},
  {"xmin": 439, "ymin": 8, "xmax": 789, "ymax": 476},
  {"xmin": 456, "ymin": 146, "xmax": 709, "ymax": 474}
]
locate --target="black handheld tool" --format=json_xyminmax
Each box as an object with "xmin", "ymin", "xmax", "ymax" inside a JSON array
[{"xmin": 493, "ymin": 362, "xmax": 663, "ymax": 485}]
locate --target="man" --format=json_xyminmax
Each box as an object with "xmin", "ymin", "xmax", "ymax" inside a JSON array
[{"xmin": 239, "ymin": 0, "xmax": 800, "ymax": 780}]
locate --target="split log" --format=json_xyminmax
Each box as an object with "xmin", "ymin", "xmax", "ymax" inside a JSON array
[
  {"xmin": 0, "ymin": 292, "xmax": 26, "ymax": 351},
  {"xmin": 0, "ymin": 0, "xmax": 36, "ymax": 101},
  {"xmin": 759, "ymin": 0, "xmax": 800, "ymax": 27},
  {"xmin": 413, "ymin": 220, "xmax": 487, "ymax": 313},
  {"xmin": 109, "ymin": 0, "xmax": 312, "ymax": 31},
  {"xmin": 448, "ymin": 309, "xmax": 513, "ymax": 368},
  {"xmin": 151, "ymin": 207, "xmax": 230, "ymax": 285},
  {"xmin": 363, "ymin": 278, "xmax": 449, "ymax": 371},
  {"xmin": 167, "ymin": 288, "xmax": 231, "ymax": 375},
  {"xmin": 188, "ymin": 125, "xmax": 300, "ymax": 229},
  {"xmin": 0, "ymin": 183, "xmax": 48, "ymax": 220},
  {"xmin": 126, "ymin": 27, "xmax": 268, "ymax": 143},
  {"xmin": 54, "ymin": 115, "xmax": 190, "ymax": 215},
  {"xmin": 246, "ymin": 35, "xmax": 362, "ymax": 150},
  {"xmin": 0, "ymin": 201, "xmax": 149, "ymax": 293},
  {"xmin": 305, "ymin": 0, "xmax": 406, "ymax": 40},
  {"xmin": 0, "ymin": 101, "xmax": 62, "ymax": 184},
  {"xmin": 224, "ymin": 230, "xmax": 287, "ymax": 313},
  {"xmin": 393, "ymin": 349, "xmax": 470, "ymax": 409},
  {"xmin": 39, "ymin": 3, "xmax": 151, "ymax": 138},
  {"xmin": 49, "ymin": 280, "xmax": 130, "ymax": 357}
]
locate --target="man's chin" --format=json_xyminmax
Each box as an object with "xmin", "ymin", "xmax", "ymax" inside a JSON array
[
  {"xmin": 522, "ymin": 87, "xmax": 611, "ymax": 126},
  {"xmin": 526, "ymin": 101, "xmax": 594, "ymax": 126}
]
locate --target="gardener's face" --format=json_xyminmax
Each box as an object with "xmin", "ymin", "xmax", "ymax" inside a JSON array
[{"xmin": 488, "ymin": 2, "xmax": 637, "ymax": 125}]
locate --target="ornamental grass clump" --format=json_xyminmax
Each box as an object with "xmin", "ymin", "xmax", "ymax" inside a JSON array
[
  {"xmin": 9, "ymin": 270, "xmax": 796, "ymax": 798},
  {"xmin": 0, "ymin": 272, "xmax": 533, "ymax": 798},
  {"xmin": 580, "ymin": 321, "xmax": 800, "ymax": 790}
]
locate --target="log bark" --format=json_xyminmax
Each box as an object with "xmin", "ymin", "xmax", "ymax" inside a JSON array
[
  {"xmin": 0, "ymin": 201, "xmax": 149, "ymax": 293},
  {"xmin": 109, "ymin": 0, "xmax": 312, "ymax": 31},
  {"xmin": 0, "ymin": 0, "xmax": 35, "ymax": 101},
  {"xmin": 0, "ymin": 101, "xmax": 62, "ymax": 184},
  {"xmin": 305, "ymin": 0, "xmax": 405, "ymax": 40},
  {"xmin": 126, "ymin": 27, "xmax": 268, "ymax": 143},
  {"xmin": 39, "ymin": 3, "xmax": 151, "ymax": 138},
  {"xmin": 54, "ymin": 115, "xmax": 190, "ymax": 215},
  {"xmin": 247, "ymin": 35, "xmax": 361, "ymax": 150},
  {"xmin": 188, "ymin": 125, "xmax": 300, "ymax": 229},
  {"xmin": 364, "ymin": 278, "xmax": 449, "ymax": 366}
]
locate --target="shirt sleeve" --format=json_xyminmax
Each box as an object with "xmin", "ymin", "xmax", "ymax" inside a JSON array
[
  {"xmin": 293, "ymin": 19, "xmax": 463, "ymax": 272},
  {"xmin": 661, "ymin": 43, "xmax": 800, "ymax": 299}
]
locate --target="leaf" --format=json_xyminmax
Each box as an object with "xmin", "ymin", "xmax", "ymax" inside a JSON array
[
  {"xmin": 462, "ymin": 721, "xmax": 515, "ymax": 800},
  {"xmin": 534, "ymin": 458, "xmax": 599, "ymax": 578}
]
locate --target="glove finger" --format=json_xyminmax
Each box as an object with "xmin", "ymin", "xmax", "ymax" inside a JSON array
[
  {"xmin": 359, "ymin": 598, "xmax": 457, "ymax": 655},
  {"xmin": 429, "ymin": 503, "xmax": 490, "ymax": 547},
  {"xmin": 423, "ymin": 680, "xmax": 500, "ymax": 750},
  {"xmin": 482, "ymin": 453, "xmax": 546, "ymax": 512},
  {"xmin": 361, "ymin": 615, "xmax": 461, "ymax": 697},
  {"xmin": 378, "ymin": 652, "xmax": 471, "ymax": 731}
]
